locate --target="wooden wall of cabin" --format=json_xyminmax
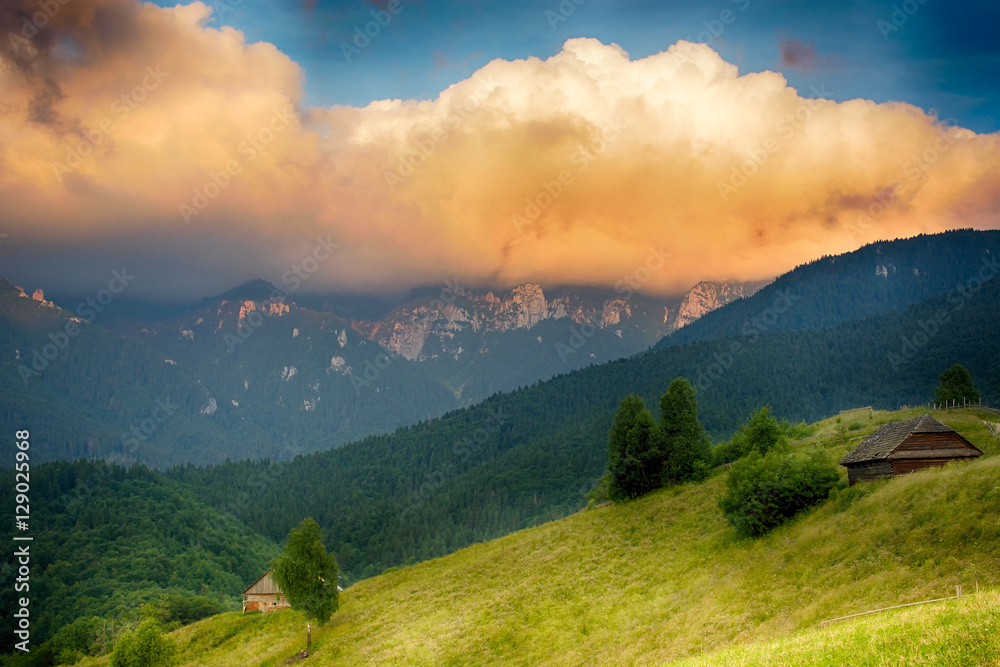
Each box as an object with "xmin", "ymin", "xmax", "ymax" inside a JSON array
[
  {"xmin": 891, "ymin": 458, "xmax": 957, "ymax": 475},
  {"xmin": 846, "ymin": 460, "xmax": 892, "ymax": 485},
  {"xmin": 244, "ymin": 594, "xmax": 290, "ymax": 613}
]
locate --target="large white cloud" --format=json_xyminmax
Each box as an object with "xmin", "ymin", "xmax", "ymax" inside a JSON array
[{"xmin": 1, "ymin": 0, "xmax": 998, "ymax": 297}]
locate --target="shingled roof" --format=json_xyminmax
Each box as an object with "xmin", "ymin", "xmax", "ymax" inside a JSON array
[{"xmin": 839, "ymin": 414, "xmax": 967, "ymax": 465}]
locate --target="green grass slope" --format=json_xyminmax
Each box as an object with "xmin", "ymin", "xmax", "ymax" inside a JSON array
[
  {"xmin": 81, "ymin": 409, "xmax": 1000, "ymax": 667},
  {"xmin": 670, "ymin": 589, "xmax": 1000, "ymax": 666}
]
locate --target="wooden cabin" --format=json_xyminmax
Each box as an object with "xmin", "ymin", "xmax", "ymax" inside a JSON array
[
  {"xmin": 242, "ymin": 570, "xmax": 291, "ymax": 613},
  {"xmin": 839, "ymin": 414, "xmax": 982, "ymax": 485}
]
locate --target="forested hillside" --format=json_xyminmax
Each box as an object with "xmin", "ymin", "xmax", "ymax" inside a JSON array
[
  {"xmin": 661, "ymin": 229, "xmax": 1000, "ymax": 347},
  {"xmin": 170, "ymin": 272, "xmax": 1000, "ymax": 582},
  {"xmin": 0, "ymin": 461, "xmax": 279, "ymax": 655},
  {"xmin": 0, "ymin": 280, "xmax": 275, "ymax": 466}
]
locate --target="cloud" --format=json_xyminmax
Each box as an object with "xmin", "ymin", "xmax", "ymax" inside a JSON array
[
  {"xmin": 778, "ymin": 37, "xmax": 820, "ymax": 71},
  {"xmin": 1, "ymin": 1, "xmax": 999, "ymax": 299}
]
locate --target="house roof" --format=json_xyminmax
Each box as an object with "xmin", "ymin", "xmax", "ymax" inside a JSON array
[
  {"xmin": 243, "ymin": 570, "xmax": 283, "ymax": 596},
  {"xmin": 839, "ymin": 414, "xmax": 978, "ymax": 465}
]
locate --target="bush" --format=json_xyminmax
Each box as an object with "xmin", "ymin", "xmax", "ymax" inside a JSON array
[
  {"xmin": 719, "ymin": 447, "xmax": 842, "ymax": 537},
  {"xmin": 165, "ymin": 596, "xmax": 224, "ymax": 626},
  {"xmin": 110, "ymin": 620, "xmax": 174, "ymax": 667},
  {"xmin": 586, "ymin": 474, "xmax": 612, "ymax": 508},
  {"xmin": 711, "ymin": 439, "xmax": 743, "ymax": 467},
  {"xmin": 712, "ymin": 407, "xmax": 786, "ymax": 467},
  {"xmin": 780, "ymin": 419, "xmax": 814, "ymax": 440}
]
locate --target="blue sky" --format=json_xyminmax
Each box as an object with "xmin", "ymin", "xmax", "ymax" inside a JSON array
[{"xmin": 164, "ymin": 0, "xmax": 999, "ymax": 132}]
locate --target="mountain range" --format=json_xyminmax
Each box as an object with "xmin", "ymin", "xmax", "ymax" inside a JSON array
[{"xmin": 1, "ymin": 273, "xmax": 764, "ymax": 466}]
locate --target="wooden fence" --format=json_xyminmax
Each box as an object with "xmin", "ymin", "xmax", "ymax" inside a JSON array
[{"xmin": 819, "ymin": 584, "xmax": 976, "ymax": 626}]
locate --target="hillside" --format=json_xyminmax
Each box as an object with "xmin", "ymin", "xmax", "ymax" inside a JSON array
[
  {"xmin": 170, "ymin": 270, "xmax": 1000, "ymax": 582},
  {"xmin": 0, "ymin": 461, "xmax": 279, "ymax": 652},
  {"xmin": 671, "ymin": 591, "xmax": 1000, "ymax": 666},
  {"xmin": 75, "ymin": 409, "xmax": 1000, "ymax": 666},
  {"xmin": 659, "ymin": 229, "xmax": 1000, "ymax": 347},
  {"xmin": 0, "ymin": 279, "xmax": 276, "ymax": 466}
]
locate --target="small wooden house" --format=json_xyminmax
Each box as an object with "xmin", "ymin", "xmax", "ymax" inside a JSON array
[
  {"xmin": 242, "ymin": 570, "xmax": 291, "ymax": 613},
  {"xmin": 839, "ymin": 414, "xmax": 982, "ymax": 485}
]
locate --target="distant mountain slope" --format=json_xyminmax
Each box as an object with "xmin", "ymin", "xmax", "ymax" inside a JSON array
[
  {"xmin": 0, "ymin": 271, "xmax": 757, "ymax": 466},
  {"xmin": 171, "ymin": 274, "xmax": 1000, "ymax": 581},
  {"xmin": 659, "ymin": 229, "xmax": 1000, "ymax": 348},
  {"xmin": 0, "ymin": 279, "xmax": 275, "ymax": 466}
]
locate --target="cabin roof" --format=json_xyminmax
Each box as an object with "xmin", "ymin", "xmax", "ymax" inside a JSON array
[
  {"xmin": 839, "ymin": 414, "xmax": 980, "ymax": 465},
  {"xmin": 243, "ymin": 570, "xmax": 283, "ymax": 596}
]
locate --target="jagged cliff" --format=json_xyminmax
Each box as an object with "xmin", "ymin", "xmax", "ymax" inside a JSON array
[
  {"xmin": 363, "ymin": 280, "xmax": 765, "ymax": 362},
  {"xmin": 674, "ymin": 280, "xmax": 771, "ymax": 330}
]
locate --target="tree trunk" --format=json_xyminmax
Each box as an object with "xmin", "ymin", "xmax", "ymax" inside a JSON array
[{"xmin": 306, "ymin": 620, "xmax": 311, "ymax": 654}]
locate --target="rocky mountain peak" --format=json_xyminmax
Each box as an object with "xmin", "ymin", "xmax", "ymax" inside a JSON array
[{"xmin": 675, "ymin": 280, "xmax": 769, "ymax": 329}]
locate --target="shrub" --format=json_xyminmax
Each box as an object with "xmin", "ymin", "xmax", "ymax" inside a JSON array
[
  {"xmin": 110, "ymin": 620, "xmax": 174, "ymax": 667},
  {"xmin": 586, "ymin": 474, "xmax": 612, "ymax": 508},
  {"xmin": 712, "ymin": 407, "xmax": 786, "ymax": 467},
  {"xmin": 712, "ymin": 438, "xmax": 743, "ymax": 467},
  {"xmin": 719, "ymin": 447, "xmax": 842, "ymax": 537}
]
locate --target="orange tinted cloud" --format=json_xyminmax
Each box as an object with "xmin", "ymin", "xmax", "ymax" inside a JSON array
[{"xmin": 1, "ymin": 1, "xmax": 998, "ymax": 297}]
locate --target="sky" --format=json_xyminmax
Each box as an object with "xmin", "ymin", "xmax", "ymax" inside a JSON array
[{"xmin": 0, "ymin": 0, "xmax": 998, "ymax": 300}]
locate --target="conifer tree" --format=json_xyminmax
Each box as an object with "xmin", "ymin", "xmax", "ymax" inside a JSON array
[
  {"xmin": 659, "ymin": 378, "xmax": 711, "ymax": 484},
  {"xmin": 935, "ymin": 364, "xmax": 981, "ymax": 405},
  {"xmin": 607, "ymin": 395, "xmax": 663, "ymax": 500}
]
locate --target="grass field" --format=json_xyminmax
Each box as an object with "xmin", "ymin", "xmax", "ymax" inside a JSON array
[
  {"xmin": 75, "ymin": 408, "xmax": 1000, "ymax": 666},
  {"xmin": 670, "ymin": 589, "xmax": 1000, "ymax": 666}
]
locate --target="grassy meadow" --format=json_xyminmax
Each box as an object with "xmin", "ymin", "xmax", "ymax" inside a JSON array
[{"xmin": 75, "ymin": 407, "xmax": 1000, "ymax": 666}]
